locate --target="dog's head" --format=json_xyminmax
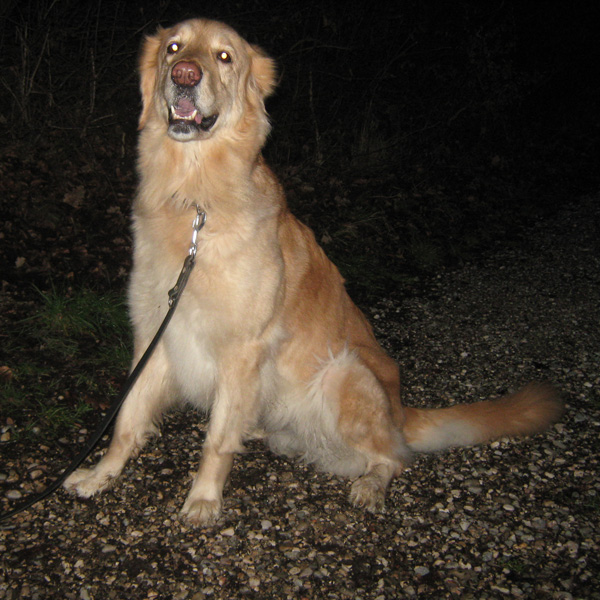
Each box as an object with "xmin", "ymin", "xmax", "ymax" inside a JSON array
[{"xmin": 138, "ymin": 19, "xmax": 277, "ymax": 143}]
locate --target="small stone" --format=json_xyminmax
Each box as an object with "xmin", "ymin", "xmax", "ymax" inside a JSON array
[
  {"xmin": 491, "ymin": 586, "xmax": 511, "ymax": 594},
  {"xmin": 531, "ymin": 518, "xmax": 547, "ymax": 530},
  {"xmin": 221, "ymin": 527, "xmax": 235, "ymax": 537},
  {"xmin": 414, "ymin": 566, "xmax": 430, "ymax": 576},
  {"xmin": 80, "ymin": 588, "xmax": 91, "ymax": 600},
  {"xmin": 6, "ymin": 490, "xmax": 22, "ymax": 500},
  {"xmin": 565, "ymin": 541, "xmax": 579, "ymax": 557}
]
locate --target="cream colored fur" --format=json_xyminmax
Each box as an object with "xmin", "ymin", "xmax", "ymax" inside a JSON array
[{"xmin": 64, "ymin": 18, "xmax": 563, "ymax": 525}]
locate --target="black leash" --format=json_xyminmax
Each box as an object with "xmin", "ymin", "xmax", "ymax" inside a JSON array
[{"xmin": 0, "ymin": 207, "xmax": 206, "ymax": 524}]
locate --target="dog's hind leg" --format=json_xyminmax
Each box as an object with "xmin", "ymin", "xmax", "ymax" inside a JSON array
[
  {"xmin": 64, "ymin": 343, "xmax": 174, "ymax": 498},
  {"xmin": 320, "ymin": 350, "xmax": 409, "ymax": 512}
]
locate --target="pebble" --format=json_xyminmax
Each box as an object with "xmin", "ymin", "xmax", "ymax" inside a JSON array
[
  {"xmin": 5, "ymin": 490, "xmax": 22, "ymax": 500},
  {"xmin": 459, "ymin": 520, "xmax": 471, "ymax": 531}
]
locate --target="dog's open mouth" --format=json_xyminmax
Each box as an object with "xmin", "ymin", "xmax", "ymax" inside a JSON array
[{"xmin": 168, "ymin": 98, "xmax": 218, "ymax": 136}]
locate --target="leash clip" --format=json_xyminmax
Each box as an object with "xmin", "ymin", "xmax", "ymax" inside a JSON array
[
  {"xmin": 168, "ymin": 206, "xmax": 206, "ymax": 307},
  {"xmin": 189, "ymin": 205, "xmax": 207, "ymax": 259}
]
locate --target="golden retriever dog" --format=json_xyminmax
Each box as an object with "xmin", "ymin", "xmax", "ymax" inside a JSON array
[{"xmin": 64, "ymin": 18, "xmax": 562, "ymax": 525}]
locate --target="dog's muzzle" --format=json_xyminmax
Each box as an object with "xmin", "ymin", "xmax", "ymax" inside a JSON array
[{"xmin": 168, "ymin": 60, "xmax": 218, "ymax": 139}]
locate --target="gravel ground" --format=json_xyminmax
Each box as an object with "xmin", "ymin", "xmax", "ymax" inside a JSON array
[{"xmin": 1, "ymin": 195, "xmax": 599, "ymax": 599}]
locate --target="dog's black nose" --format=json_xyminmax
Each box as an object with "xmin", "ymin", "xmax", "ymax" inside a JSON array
[{"xmin": 171, "ymin": 61, "xmax": 202, "ymax": 87}]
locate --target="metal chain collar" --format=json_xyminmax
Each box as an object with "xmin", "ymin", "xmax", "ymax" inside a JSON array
[
  {"xmin": 189, "ymin": 205, "xmax": 207, "ymax": 259},
  {"xmin": 168, "ymin": 205, "xmax": 206, "ymax": 307}
]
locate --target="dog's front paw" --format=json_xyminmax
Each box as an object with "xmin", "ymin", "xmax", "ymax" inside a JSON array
[
  {"xmin": 63, "ymin": 468, "xmax": 116, "ymax": 498},
  {"xmin": 180, "ymin": 496, "xmax": 222, "ymax": 526},
  {"xmin": 349, "ymin": 475, "xmax": 386, "ymax": 513}
]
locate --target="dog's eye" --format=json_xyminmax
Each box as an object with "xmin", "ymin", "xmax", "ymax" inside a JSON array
[
  {"xmin": 217, "ymin": 51, "xmax": 232, "ymax": 63},
  {"xmin": 167, "ymin": 42, "xmax": 180, "ymax": 55}
]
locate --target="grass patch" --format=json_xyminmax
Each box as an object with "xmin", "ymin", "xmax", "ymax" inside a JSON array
[
  {"xmin": 1, "ymin": 287, "xmax": 131, "ymax": 441},
  {"xmin": 2, "ymin": 375, "xmax": 95, "ymax": 438},
  {"xmin": 500, "ymin": 557, "xmax": 529, "ymax": 575},
  {"xmin": 26, "ymin": 285, "xmax": 130, "ymax": 343}
]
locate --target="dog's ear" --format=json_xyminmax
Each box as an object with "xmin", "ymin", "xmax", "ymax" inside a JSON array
[
  {"xmin": 138, "ymin": 29, "xmax": 164, "ymax": 130},
  {"xmin": 249, "ymin": 44, "xmax": 277, "ymax": 99}
]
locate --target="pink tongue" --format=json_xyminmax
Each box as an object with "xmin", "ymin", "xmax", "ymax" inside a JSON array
[{"xmin": 174, "ymin": 98, "xmax": 196, "ymax": 117}]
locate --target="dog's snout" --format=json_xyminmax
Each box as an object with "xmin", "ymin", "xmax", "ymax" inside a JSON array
[{"xmin": 171, "ymin": 61, "xmax": 202, "ymax": 87}]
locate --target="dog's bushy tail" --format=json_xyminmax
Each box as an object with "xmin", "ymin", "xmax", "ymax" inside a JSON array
[{"xmin": 402, "ymin": 383, "xmax": 563, "ymax": 453}]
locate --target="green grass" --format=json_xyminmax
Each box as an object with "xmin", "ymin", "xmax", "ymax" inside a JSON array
[
  {"xmin": 27, "ymin": 285, "xmax": 130, "ymax": 341},
  {"xmin": 500, "ymin": 557, "xmax": 529, "ymax": 575},
  {"xmin": 1, "ymin": 286, "xmax": 131, "ymax": 441}
]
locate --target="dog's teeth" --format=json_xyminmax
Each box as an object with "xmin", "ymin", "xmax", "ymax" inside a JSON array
[{"xmin": 170, "ymin": 106, "xmax": 198, "ymax": 121}]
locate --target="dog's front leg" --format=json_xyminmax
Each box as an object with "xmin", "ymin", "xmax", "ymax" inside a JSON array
[
  {"xmin": 64, "ymin": 342, "xmax": 174, "ymax": 497},
  {"xmin": 180, "ymin": 344, "xmax": 263, "ymax": 526}
]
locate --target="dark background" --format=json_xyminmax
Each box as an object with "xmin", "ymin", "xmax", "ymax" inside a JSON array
[{"xmin": 1, "ymin": 0, "xmax": 599, "ymax": 297}]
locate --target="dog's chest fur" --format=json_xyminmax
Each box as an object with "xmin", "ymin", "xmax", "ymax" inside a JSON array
[{"xmin": 128, "ymin": 199, "xmax": 285, "ymax": 404}]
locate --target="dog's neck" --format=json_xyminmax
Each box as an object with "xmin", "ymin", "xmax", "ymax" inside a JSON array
[{"xmin": 139, "ymin": 133, "xmax": 258, "ymax": 203}]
